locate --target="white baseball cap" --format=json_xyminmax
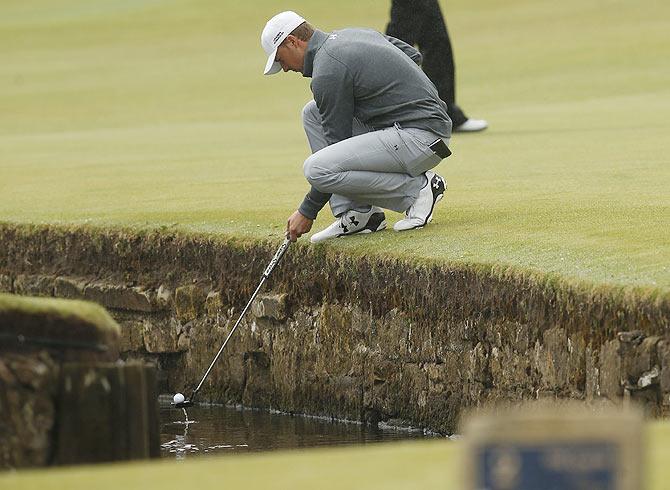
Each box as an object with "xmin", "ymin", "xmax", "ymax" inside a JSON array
[{"xmin": 261, "ymin": 11, "xmax": 306, "ymax": 75}]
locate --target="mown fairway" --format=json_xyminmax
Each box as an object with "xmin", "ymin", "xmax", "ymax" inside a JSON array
[{"xmin": 1, "ymin": 0, "xmax": 669, "ymax": 289}]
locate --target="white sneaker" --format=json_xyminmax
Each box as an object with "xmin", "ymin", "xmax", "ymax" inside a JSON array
[
  {"xmin": 454, "ymin": 118, "xmax": 488, "ymax": 132},
  {"xmin": 310, "ymin": 206, "xmax": 387, "ymax": 243},
  {"xmin": 393, "ymin": 172, "xmax": 446, "ymax": 232}
]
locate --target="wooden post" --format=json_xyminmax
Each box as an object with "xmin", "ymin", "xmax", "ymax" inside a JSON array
[{"xmin": 55, "ymin": 362, "xmax": 159, "ymax": 465}]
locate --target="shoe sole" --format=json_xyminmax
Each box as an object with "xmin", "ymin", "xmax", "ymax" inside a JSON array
[
  {"xmin": 422, "ymin": 193, "xmax": 442, "ymax": 227},
  {"xmin": 395, "ymin": 184, "xmax": 445, "ymax": 232},
  {"xmin": 335, "ymin": 220, "xmax": 387, "ymax": 239},
  {"xmin": 355, "ymin": 220, "xmax": 387, "ymax": 235},
  {"xmin": 311, "ymin": 213, "xmax": 387, "ymax": 243},
  {"xmin": 453, "ymin": 127, "xmax": 488, "ymax": 133}
]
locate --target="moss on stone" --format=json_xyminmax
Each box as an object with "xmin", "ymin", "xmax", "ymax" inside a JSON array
[
  {"xmin": 1, "ymin": 222, "xmax": 668, "ymax": 340},
  {"xmin": 0, "ymin": 293, "xmax": 120, "ymax": 356}
]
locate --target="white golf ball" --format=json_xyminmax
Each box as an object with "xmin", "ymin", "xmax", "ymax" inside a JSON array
[{"xmin": 173, "ymin": 392, "xmax": 185, "ymax": 404}]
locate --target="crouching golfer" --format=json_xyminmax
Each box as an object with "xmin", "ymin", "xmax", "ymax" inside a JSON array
[{"xmin": 261, "ymin": 11, "xmax": 452, "ymax": 243}]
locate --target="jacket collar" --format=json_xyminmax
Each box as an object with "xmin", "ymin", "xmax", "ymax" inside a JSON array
[{"xmin": 302, "ymin": 29, "xmax": 329, "ymax": 78}]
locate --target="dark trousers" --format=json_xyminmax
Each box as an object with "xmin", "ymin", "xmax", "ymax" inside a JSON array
[{"xmin": 386, "ymin": 0, "xmax": 468, "ymax": 127}]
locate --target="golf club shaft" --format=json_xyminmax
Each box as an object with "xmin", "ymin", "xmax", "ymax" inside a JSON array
[{"xmin": 190, "ymin": 238, "xmax": 290, "ymax": 402}]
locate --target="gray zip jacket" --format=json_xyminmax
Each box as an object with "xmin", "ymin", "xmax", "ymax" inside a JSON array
[
  {"xmin": 304, "ymin": 28, "xmax": 451, "ymax": 143},
  {"xmin": 298, "ymin": 28, "xmax": 451, "ymax": 219}
]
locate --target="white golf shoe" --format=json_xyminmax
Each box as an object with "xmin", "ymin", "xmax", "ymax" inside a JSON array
[
  {"xmin": 310, "ymin": 206, "xmax": 387, "ymax": 243},
  {"xmin": 393, "ymin": 171, "xmax": 446, "ymax": 232},
  {"xmin": 453, "ymin": 118, "xmax": 488, "ymax": 133}
]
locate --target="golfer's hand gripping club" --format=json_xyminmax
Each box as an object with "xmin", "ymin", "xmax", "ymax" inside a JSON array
[{"xmin": 286, "ymin": 210, "xmax": 313, "ymax": 242}]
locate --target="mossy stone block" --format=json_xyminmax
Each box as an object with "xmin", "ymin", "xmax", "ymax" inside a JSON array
[
  {"xmin": 0, "ymin": 293, "xmax": 120, "ymax": 362},
  {"xmin": 174, "ymin": 285, "xmax": 206, "ymax": 323}
]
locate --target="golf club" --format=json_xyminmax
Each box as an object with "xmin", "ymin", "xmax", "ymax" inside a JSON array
[{"xmin": 173, "ymin": 237, "xmax": 291, "ymax": 408}]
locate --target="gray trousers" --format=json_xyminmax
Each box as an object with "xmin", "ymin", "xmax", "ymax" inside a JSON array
[{"xmin": 302, "ymin": 100, "xmax": 449, "ymax": 217}]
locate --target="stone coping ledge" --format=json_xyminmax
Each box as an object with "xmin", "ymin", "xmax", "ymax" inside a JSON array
[{"xmin": 0, "ymin": 293, "xmax": 120, "ymax": 359}]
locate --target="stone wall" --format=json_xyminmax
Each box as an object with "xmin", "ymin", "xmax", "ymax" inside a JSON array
[
  {"xmin": 0, "ymin": 292, "xmax": 159, "ymax": 469},
  {"xmin": 1, "ymin": 224, "xmax": 669, "ymax": 433},
  {"xmin": 0, "ymin": 351, "xmax": 58, "ymax": 467}
]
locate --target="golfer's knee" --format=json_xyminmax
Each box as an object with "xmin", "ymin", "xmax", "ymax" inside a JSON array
[{"xmin": 303, "ymin": 153, "xmax": 329, "ymax": 186}]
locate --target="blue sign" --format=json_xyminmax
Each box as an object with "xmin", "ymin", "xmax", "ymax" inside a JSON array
[{"xmin": 476, "ymin": 442, "xmax": 618, "ymax": 490}]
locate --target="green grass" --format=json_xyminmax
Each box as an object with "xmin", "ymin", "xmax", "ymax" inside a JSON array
[
  {"xmin": 3, "ymin": 421, "xmax": 670, "ymax": 489},
  {"xmin": 0, "ymin": 293, "xmax": 120, "ymax": 337},
  {"xmin": 1, "ymin": 0, "xmax": 669, "ymax": 289}
]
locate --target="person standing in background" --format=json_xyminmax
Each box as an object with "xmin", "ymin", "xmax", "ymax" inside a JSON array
[{"xmin": 386, "ymin": 0, "xmax": 488, "ymax": 133}]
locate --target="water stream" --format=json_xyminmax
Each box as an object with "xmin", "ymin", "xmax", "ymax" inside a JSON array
[{"xmin": 160, "ymin": 404, "xmax": 435, "ymax": 460}]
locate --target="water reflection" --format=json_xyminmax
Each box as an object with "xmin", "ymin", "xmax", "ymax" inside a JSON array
[{"xmin": 160, "ymin": 404, "xmax": 432, "ymax": 459}]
